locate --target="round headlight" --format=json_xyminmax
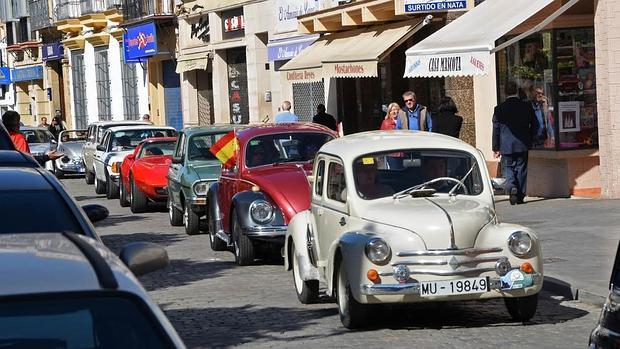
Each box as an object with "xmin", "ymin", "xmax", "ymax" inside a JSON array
[
  {"xmin": 250, "ymin": 200, "xmax": 274, "ymax": 224},
  {"xmin": 192, "ymin": 181, "xmax": 209, "ymax": 196},
  {"xmin": 365, "ymin": 238, "xmax": 391, "ymax": 265},
  {"xmin": 508, "ymin": 231, "xmax": 532, "ymax": 256}
]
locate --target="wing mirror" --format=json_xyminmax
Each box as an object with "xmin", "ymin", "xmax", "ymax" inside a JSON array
[
  {"xmin": 82, "ymin": 204, "xmax": 109, "ymax": 223},
  {"xmin": 119, "ymin": 242, "xmax": 169, "ymax": 276},
  {"xmin": 126, "ymin": 153, "xmax": 135, "ymax": 161},
  {"xmin": 171, "ymin": 156, "xmax": 183, "ymax": 164},
  {"xmin": 96, "ymin": 145, "xmax": 105, "ymax": 151}
]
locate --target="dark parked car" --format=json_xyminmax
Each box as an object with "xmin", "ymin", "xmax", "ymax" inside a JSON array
[{"xmin": 589, "ymin": 240, "xmax": 620, "ymax": 348}]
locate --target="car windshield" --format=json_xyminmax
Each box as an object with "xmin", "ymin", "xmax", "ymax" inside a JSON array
[
  {"xmin": 353, "ymin": 150, "xmax": 484, "ymax": 200},
  {"xmin": 0, "ymin": 190, "xmax": 83, "ymax": 234},
  {"xmin": 139, "ymin": 141, "xmax": 176, "ymax": 158},
  {"xmin": 245, "ymin": 132, "xmax": 333, "ymax": 168},
  {"xmin": 188, "ymin": 133, "xmax": 228, "ymax": 161},
  {"xmin": 111, "ymin": 129, "xmax": 176, "ymax": 151},
  {"xmin": 60, "ymin": 131, "xmax": 87, "ymax": 143},
  {"xmin": 22, "ymin": 130, "xmax": 53, "ymax": 144},
  {"xmin": 0, "ymin": 293, "xmax": 172, "ymax": 349}
]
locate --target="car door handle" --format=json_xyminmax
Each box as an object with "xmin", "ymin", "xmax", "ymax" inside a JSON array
[
  {"xmin": 339, "ymin": 217, "xmax": 346, "ymax": 226},
  {"xmin": 317, "ymin": 208, "xmax": 324, "ymax": 216}
]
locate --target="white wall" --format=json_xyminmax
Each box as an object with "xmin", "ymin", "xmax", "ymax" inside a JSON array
[
  {"xmin": 108, "ymin": 39, "xmax": 124, "ymax": 120},
  {"xmin": 83, "ymin": 43, "xmax": 99, "ymax": 124},
  {"xmin": 473, "ymin": 54, "xmax": 498, "ymax": 160}
]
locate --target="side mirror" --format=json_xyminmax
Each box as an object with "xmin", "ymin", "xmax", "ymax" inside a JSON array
[
  {"xmin": 126, "ymin": 153, "xmax": 135, "ymax": 161},
  {"xmin": 82, "ymin": 204, "xmax": 109, "ymax": 223},
  {"xmin": 172, "ymin": 156, "xmax": 182, "ymax": 164},
  {"xmin": 96, "ymin": 145, "xmax": 105, "ymax": 151},
  {"xmin": 120, "ymin": 242, "xmax": 169, "ymax": 276}
]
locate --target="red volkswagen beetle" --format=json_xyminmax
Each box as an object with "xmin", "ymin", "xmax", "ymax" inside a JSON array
[
  {"xmin": 119, "ymin": 137, "xmax": 177, "ymax": 213},
  {"xmin": 207, "ymin": 123, "xmax": 336, "ymax": 265}
]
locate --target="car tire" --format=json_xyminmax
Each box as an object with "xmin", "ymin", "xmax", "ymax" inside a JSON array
[
  {"xmin": 130, "ymin": 177, "xmax": 148, "ymax": 213},
  {"xmin": 291, "ymin": 242, "xmax": 319, "ymax": 304},
  {"xmin": 168, "ymin": 194, "xmax": 183, "ymax": 226},
  {"xmin": 106, "ymin": 173, "xmax": 119, "ymax": 200},
  {"xmin": 336, "ymin": 260, "xmax": 367, "ymax": 329},
  {"xmin": 504, "ymin": 294, "xmax": 538, "ymax": 322},
  {"xmin": 85, "ymin": 170, "xmax": 95, "ymax": 184},
  {"xmin": 184, "ymin": 204, "xmax": 201, "ymax": 235},
  {"xmin": 119, "ymin": 178, "xmax": 130, "ymax": 207},
  {"xmin": 208, "ymin": 210, "xmax": 227, "ymax": 251},
  {"xmin": 55, "ymin": 168, "xmax": 64, "ymax": 179},
  {"xmin": 232, "ymin": 209, "xmax": 254, "ymax": 266},
  {"xmin": 94, "ymin": 172, "xmax": 106, "ymax": 194}
]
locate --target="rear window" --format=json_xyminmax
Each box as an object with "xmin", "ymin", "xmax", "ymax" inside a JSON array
[
  {"xmin": 188, "ymin": 133, "xmax": 228, "ymax": 161},
  {"xmin": 111, "ymin": 129, "xmax": 176, "ymax": 151},
  {"xmin": 139, "ymin": 141, "xmax": 176, "ymax": 158},
  {"xmin": 0, "ymin": 190, "xmax": 82, "ymax": 234},
  {"xmin": 0, "ymin": 293, "xmax": 173, "ymax": 349},
  {"xmin": 22, "ymin": 130, "xmax": 53, "ymax": 144}
]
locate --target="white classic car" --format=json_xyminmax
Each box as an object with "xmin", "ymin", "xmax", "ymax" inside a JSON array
[{"xmin": 285, "ymin": 131, "xmax": 543, "ymax": 329}]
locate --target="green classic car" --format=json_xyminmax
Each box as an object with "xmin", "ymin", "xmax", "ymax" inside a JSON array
[{"xmin": 167, "ymin": 125, "xmax": 244, "ymax": 236}]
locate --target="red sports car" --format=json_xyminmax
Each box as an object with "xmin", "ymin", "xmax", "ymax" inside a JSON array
[{"xmin": 119, "ymin": 137, "xmax": 177, "ymax": 213}]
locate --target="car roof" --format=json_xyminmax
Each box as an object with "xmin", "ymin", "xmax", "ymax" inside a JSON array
[
  {"xmin": 0, "ymin": 150, "xmax": 39, "ymax": 168},
  {"xmin": 181, "ymin": 124, "xmax": 248, "ymax": 137},
  {"xmin": 0, "ymin": 233, "xmax": 146, "ymax": 297},
  {"xmin": 319, "ymin": 130, "xmax": 480, "ymax": 161},
  {"xmin": 106, "ymin": 125, "xmax": 176, "ymax": 132},
  {"xmin": 0, "ymin": 166, "xmax": 54, "ymax": 190},
  {"xmin": 90, "ymin": 120, "xmax": 150, "ymax": 127},
  {"xmin": 20, "ymin": 126, "xmax": 49, "ymax": 131},
  {"xmin": 236, "ymin": 122, "xmax": 336, "ymax": 142}
]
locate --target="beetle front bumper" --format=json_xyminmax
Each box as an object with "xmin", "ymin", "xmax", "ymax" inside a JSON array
[{"xmin": 242, "ymin": 225, "xmax": 287, "ymax": 241}]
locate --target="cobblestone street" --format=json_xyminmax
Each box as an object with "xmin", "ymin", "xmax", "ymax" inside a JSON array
[{"xmin": 63, "ymin": 177, "xmax": 601, "ymax": 348}]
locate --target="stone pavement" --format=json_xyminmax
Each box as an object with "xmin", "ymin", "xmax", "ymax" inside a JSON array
[{"xmin": 495, "ymin": 196, "xmax": 619, "ymax": 306}]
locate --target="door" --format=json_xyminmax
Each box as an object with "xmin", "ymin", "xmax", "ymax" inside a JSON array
[
  {"xmin": 162, "ymin": 60, "xmax": 183, "ymax": 130},
  {"xmin": 218, "ymin": 157, "xmax": 240, "ymax": 234},
  {"xmin": 308, "ymin": 158, "xmax": 326, "ymax": 264},
  {"xmin": 83, "ymin": 125, "xmax": 97, "ymax": 171},
  {"xmin": 196, "ymin": 69, "xmax": 214, "ymax": 125},
  {"xmin": 168, "ymin": 132, "xmax": 186, "ymax": 208},
  {"xmin": 317, "ymin": 160, "xmax": 349, "ymax": 262},
  {"xmin": 93, "ymin": 131, "xmax": 110, "ymax": 180}
]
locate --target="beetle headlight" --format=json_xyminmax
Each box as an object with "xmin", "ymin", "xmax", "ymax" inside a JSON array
[
  {"xmin": 365, "ymin": 238, "xmax": 391, "ymax": 265},
  {"xmin": 250, "ymin": 200, "xmax": 274, "ymax": 224},
  {"xmin": 508, "ymin": 231, "xmax": 532, "ymax": 257},
  {"xmin": 192, "ymin": 181, "xmax": 210, "ymax": 196}
]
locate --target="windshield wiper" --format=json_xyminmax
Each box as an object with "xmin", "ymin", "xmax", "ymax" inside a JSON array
[
  {"xmin": 448, "ymin": 162, "xmax": 477, "ymax": 196},
  {"xmin": 392, "ymin": 177, "xmax": 454, "ymax": 199},
  {"xmin": 272, "ymin": 156, "xmax": 307, "ymax": 166}
]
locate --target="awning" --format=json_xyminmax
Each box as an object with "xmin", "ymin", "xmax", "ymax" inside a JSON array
[
  {"xmin": 176, "ymin": 52, "xmax": 210, "ymax": 74},
  {"xmin": 404, "ymin": 0, "xmax": 581, "ymax": 77},
  {"xmin": 280, "ymin": 17, "xmax": 431, "ymax": 82},
  {"xmin": 267, "ymin": 34, "xmax": 319, "ymax": 62}
]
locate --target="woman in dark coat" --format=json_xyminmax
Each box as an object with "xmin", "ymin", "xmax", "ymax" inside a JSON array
[
  {"xmin": 432, "ymin": 96, "xmax": 463, "ymax": 138},
  {"xmin": 48, "ymin": 116, "xmax": 65, "ymax": 140}
]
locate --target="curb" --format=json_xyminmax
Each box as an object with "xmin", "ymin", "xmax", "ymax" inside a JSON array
[{"xmin": 542, "ymin": 275, "xmax": 607, "ymax": 307}]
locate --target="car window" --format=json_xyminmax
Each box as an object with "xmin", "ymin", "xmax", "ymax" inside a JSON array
[
  {"xmin": 353, "ymin": 149, "xmax": 484, "ymax": 200},
  {"xmin": 138, "ymin": 141, "xmax": 176, "ymax": 158},
  {"xmin": 0, "ymin": 294, "xmax": 173, "ymax": 349},
  {"xmin": 100, "ymin": 132, "xmax": 111, "ymax": 150},
  {"xmin": 245, "ymin": 132, "xmax": 333, "ymax": 168},
  {"xmin": 188, "ymin": 133, "xmax": 228, "ymax": 161},
  {"xmin": 326, "ymin": 162, "xmax": 346, "ymax": 203},
  {"xmin": 60, "ymin": 131, "xmax": 87, "ymax": 143},
  {"xmin": 314, "ymin": 159, "xmax": 325, "ymax": 197},
  {"xmin": 110, "ymin": 129, "xmax": 176, "ymax": 151},
  {"xmin": 0, "ymin": 190, "xmax": 82, "ymax": 234},
  {"xmin": 87, "ymin": 126, "xmax": 95, "ymax": 142},
  {"xmin": 22, "ymin": 130, "xmax": 52, "ymax": 144}
]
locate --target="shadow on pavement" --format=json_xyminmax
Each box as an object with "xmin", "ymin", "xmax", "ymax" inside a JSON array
[
  {"xmin": 139, "ymin": 259, "xmax": 237, "ymax": 291},
  {"xmin": 94, "ymin": 214, "xmax": 148, "ymax": 228},
  {"xmin": 74, "ymin": 194, "xmax": 106, "ymax": 202},
  {"xmin": 101, "ymin": 232, "xmax": 184, "ymax": 253}
]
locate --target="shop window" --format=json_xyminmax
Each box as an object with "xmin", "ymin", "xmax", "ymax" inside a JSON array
[{"xmin": 71, "ymin": 51, "xmax": 88, "ymax": 129}]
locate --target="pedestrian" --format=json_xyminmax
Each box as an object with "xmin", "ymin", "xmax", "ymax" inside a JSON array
[
  {"xmin": 397, "ymin": 91, "xmax": 432, "ymax": 132},
  {"xmin": 492, "ymin": 80, "xmax": 539, "ymax": 205},
  {"xmin": 142, "ymin": 113, "xmax": 154, "ymax": 124},
  {"xmin": 529, "ymin": 85, "xmax": 554, "ymax": 147},
  {"xmin": 380, "ymin": 102, "xmax": 400, "ymax": 130},
  {"xmin": 37, "ymin": 116, "xmax": 49, "ymax": 128},
  {"xmin": 312, "ymin": 104, "xmax": 337, "ymax": 131},
  {"xmin": 274, "ymin": 101, "xmax": 298, "ymax": 123},
  {"xmin": 432, "ymin": 96, "xmax": 463, "ymax": 138},
  {"xmin": 2, "ymin": 110, "xmax": 62, "ymax": 165},
  {"xmin": 48, "ymin": 116, "xmax": 65, "ymax": 140}
]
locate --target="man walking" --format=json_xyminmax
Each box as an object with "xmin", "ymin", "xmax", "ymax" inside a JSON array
[
  {"xmin": 312, "ymin": 104, "xmax": 337, "ymax": 131},
  {"xmin": 274, "ymin": 101, "xmax": 298, "ymax": 123},
  {"xmin": 397, "ymin": 91, "xmax": 432, "ymax": 132},
  {"xmin": 492, "ymin": 81, "xmax": 539, "ymax": 205}
]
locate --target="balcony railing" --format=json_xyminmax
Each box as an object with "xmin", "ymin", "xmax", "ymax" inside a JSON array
[
  {"xmin": 122, "ymin": 0, "xmax": 174, "ymax": 21},
  {"xmin": 54, "ymin": 0, "xmax": 81, "ymax": 21},
  {"xmin": 28, "ymin": 0, "xmax": 53, "ymax": 31},
  {"xmin": 80, "ymin": 0, "xmax": 105, "ymax": 14}
]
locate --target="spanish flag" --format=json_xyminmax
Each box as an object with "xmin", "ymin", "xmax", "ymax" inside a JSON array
[{"xmin": 210, "ymin": 130, "xmax": 238, "ymax": 168}]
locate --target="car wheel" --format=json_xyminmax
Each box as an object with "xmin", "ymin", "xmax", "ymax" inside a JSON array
[
  {"xmin": 55, "ymin": 168, "xmax": 65, "ymax": 179},
  {"xmin": 119, "ymin": 178, "xmax": 130, "ymax": 207},
  {"xmin": 291, "ymin": 242, "xmax": 319, "ymax": 304},
  {"xmin": 184, "ymin": 204, "xmax": 201, "ymax": 235},
  {"xmin": 208, "ymin": 210, "xmax": 227, "ymax": 251},
  {"xmin": 106, "ymin": 172, "xmax": 119, "ymax": 200},
  {"xmin": 504, "ymin": 294, "xmax": 538, "ymax": 322},
  {"xmin": 94, "ymin": 172, "xmax": 106, "ymax": 194},
  {"xmin": 85, "ymin": 170, "xmax": 95, "ymax": 184},
  {"xmin": 168, "ymin": 194, "xmax": 183, "ymax": 226},
  {"xmin": 232, "ymin": 209, "xmax": 254, "ymax": 266},
  {"xmin": 336, "ymin": 260, "xmax": 367, "ymax": 329},
  {"xmin": 130, "ymin": 176, "xmax": 147, "ymax": 213}
]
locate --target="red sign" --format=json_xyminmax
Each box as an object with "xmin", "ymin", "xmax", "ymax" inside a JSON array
[{"xmin": 224, "ymin": 15, "xmax": 245, "ymax": 32}]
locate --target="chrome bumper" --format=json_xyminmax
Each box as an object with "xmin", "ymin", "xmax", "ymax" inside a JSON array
[
  {"xmin": 361, "ymin": 273, "xmax": 543, "ymax": 296},
  {"xmin": 242, "ymin": 225, "xmax": 287, "ymax": 238}
]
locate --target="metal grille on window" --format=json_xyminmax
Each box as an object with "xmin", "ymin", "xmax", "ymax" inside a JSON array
[
  {"xmin": 196, "ymin": 69, "xmax": 213, "ymax": 125},
  {"xmin": 71, "ymin": 51, "xmax": 88, "ymax": 129},
  {"xmin": 121, "ymin": 56, "xmax": 139, "ymax": 120},
  {"xmin": 94, "ymin": 48, "xmax": 112, "ymax": 121},
  {"xmin": 292, "ymin": 81, "xmax": 325, "ymax": 122}
]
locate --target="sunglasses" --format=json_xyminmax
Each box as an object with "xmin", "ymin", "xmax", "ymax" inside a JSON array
[{"xmin": 404, "ymin": 98, "xmax": 415, "ymax": 103}]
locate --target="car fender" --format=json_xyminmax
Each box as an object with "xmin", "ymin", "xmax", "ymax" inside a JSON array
[
  {"xmin": 323, "ymin": 231, "xmax": 375, "ymax": 298},
  {"xmin": 285, "ymin": 210, "xmax": 321, "ymax": 281},
  {"xmin": 231, "ymin": 190, "xmax": 285, "ymax": 232}
]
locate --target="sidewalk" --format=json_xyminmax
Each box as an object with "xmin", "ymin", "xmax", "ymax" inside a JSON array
[{"xmin": 495, "ymin": 196, "xmax": 619, "ymax": 306}]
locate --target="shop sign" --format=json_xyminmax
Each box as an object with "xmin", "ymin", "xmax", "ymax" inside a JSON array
[
  {"xmin": 190, "ymin": 16, "xmax": 210, "ymax": 43},
  {"xmin": 228, "ymin": 62, "xmax": 249, "ymax": 124},
  {"xmin": 124, "ymin": 21, "xmax": 158, "ymax": 61},
  {"xmin": 0, "ymin": 67, "xmax": 11, "ymax": 84},
  {"xmin": 224, "ymin": 15, "xmax": 244, "ymax": 32},
  {"xmin": 11, "ymin": 66, "xmax": 43, "ymax": 82},
  {"xmin": 404, "ymin": 52, "xmax": 489, "ymax": 77},
  {"xmin": 323, "ymin": 61, "xmax": 378, "ymax": 78},
  {"xmin": 284, "ymin": 68, "xmax": 321, "ymax": 82},
  {"xmin": 404, "ymin": 0, "xmax": 468, "ymax": 13},
  {"xmin": 275, "ymin": 0, "xmax": 318, "ymax": 33},
  {"xmin": 42, "ymin": 42, "xmax": 64, "ymax": 61},
  {"xmin": 267, "ymin": 35, "xmax": 317, "ymax": 61}
]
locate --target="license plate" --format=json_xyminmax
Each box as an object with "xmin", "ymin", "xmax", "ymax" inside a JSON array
[{"xmin": 420, "ymin": 277, "xmax": 489, "ymax": 297}]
